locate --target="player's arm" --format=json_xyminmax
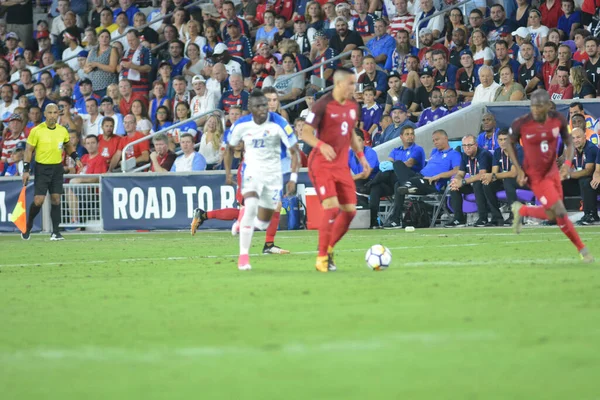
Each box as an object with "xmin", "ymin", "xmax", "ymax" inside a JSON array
[
  {"xmin": 223, "ymin": 144, "xmax": 235, "ymax": 185},
  {"xmin": 302, "ymin": 118, "xmax": 336, "ymax": 161},
  {"xmin": 64, "ymin": 138, "xmax": 83, "ymax": 169},
  {"xmin": 286, "ymin": 144, "xmax": 301, "ymax": 196}
]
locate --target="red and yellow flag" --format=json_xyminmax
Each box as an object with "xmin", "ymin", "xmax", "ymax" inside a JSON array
[{"xmin": 10, "ymin": 187, "xmax": 27, "ymax": 234}]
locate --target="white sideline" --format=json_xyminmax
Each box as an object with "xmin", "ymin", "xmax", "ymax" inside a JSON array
[
  {"xmin": 0, "ymin": 331, "xmax": 497, "ymax": 363},
  {"xmin": 0, "ymin": 238, "xmax": 586, "ymax": 268}
]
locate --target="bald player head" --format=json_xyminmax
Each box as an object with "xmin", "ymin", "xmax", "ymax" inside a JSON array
[
  {"xmin": 332, "ymin": 68, "xmax": 356, "ymax": 102},
  {"xmin": 530, "ymin": 89, "xmax": 552, "ymax": 122}
]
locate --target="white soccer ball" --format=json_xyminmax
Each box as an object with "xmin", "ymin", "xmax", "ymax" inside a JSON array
[{"xmin": 365, "ymin": 245, "xmax": 392, "ymax": 271}]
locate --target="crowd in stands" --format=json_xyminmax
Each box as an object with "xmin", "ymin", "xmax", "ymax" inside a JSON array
[{"xmin": 1, "ymin": 0, "xmax": 600, "ymax": 225}]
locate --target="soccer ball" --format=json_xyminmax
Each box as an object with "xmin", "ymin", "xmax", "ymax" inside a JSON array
[{"xmin": 365, "ymin": 245, "xmax": 392, "ymax": 271}]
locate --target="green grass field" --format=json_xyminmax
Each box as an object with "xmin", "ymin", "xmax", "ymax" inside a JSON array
[{"xmin": 1, "ymin": 227, "xmax": 600, "ymax": 400}]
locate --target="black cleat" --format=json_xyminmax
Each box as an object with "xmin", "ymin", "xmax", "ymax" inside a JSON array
[
  {"xmin": 191, "ymin": 208, "xmax": 207, "ymax": 235},
  {"xmin": 50, "ymin": 232, "xmax": 64, "ymax": 241},
  {"xmin": 327, "ymin": 251, "xmax": 337, "ymax": 272},
  {"xmin": 21, "ymin": 230, "xmax": 30, "ymax": 240}
]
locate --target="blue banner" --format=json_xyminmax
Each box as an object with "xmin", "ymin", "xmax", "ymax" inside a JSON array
[
  {"xmin": 0, "ymin": 181, "xmax": 42, "ymax": 233},
  {"xmin": 101, "ymin": 173, "xmax": 313, "ymax": 231}
]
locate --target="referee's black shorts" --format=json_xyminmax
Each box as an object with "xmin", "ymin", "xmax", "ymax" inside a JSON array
[{"xmin": 34, "ymin": 163, "xmax": 64, "ymax": 196}]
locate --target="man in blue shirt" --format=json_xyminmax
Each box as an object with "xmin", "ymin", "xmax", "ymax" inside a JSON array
[
  {"xmin": 481, "ymin": 129, "xmax": 525, "ymax": 226},
  {"xmin": 381, "ymin": 104, "xmax": 416, "ymax": 144},
  {"xmin": 383, "ymin": 129, "xmax": 460, "ymax": 228},
  {"xmin": 447, "ymin": 134, "xmax": 493, "ymax": 227},
  {"xmin": 368, "ymin": 125, "xmax": 425, "ymax": 228},
  {"xmin": 349, "ymin": 129, "xmax": 379, "ymax": 195},
  {"xmin": 367, "ymin": 19, "xmax": 396, "ymax": 70},
  {"xmin": 417, "ymin": 88, "xmax": 448, "ymax": 127},
  {"xmin": 477, "ymin": 113, "xmax": 500, "ymax": 153},
  {"xmin": 432, "ymin": 50, "xmax": 458, "ymax": 89}
]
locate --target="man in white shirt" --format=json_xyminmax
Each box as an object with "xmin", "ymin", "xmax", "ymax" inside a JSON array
[
  {"xmin": 50, "ymin": 0, "xmax": 84, "ymax": 44},
  {"xmin": 0, "ymin": 84, "xmax": 18, "ymax": 121},
  {"xmin": 190, "ymin": 75, "xmax": 218, "ymax": 127},
  {"xmin": 171, "ymin": 133, "xmax": 207, "ymax": 172},
  {"xmin": 206, "ymin": 62, "xmax": 230, "ymax": 101},
  {"xmin": 82, "ymin": 98, "xmax": 104, "ymax": 138},
  {"xmin": 472, "ymin": 65, "xmax": 501, "ymax": 104},
  {"xmin": 62, "ymin": 29, "xmax": 84, "ymax": 72}
]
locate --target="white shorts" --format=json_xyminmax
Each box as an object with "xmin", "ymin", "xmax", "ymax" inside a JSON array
[{"xmin": 241, "ymin": 172, "xmax": 282, "ymax": 210}]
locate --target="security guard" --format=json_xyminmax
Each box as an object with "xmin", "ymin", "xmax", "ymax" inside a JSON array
[{"xmin": 22, "ymin": 103, "xmax": 83, "ymax": 240}]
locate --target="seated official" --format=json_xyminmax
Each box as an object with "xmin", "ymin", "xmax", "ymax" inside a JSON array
[
  {"xmin": 563, "ymin": 128, "xmax": 599, "ymax": 225},
  {"xmin": 367, "ymin": 126, "xmax": 425, "ymax": 228},
  {"xmin": 481, "ymin": 129, "xmax": 525, "ymax": 226},
  {"xmin": 446, "ymin": 134, "xmax": 493, "ymax": 228},
  {"xmin": 477, "ymin": 113, "xmax": 500, "ymax": 153},
  {"xmin": 383, "ymin": 129, "xmax": 460, "ymax": 228},
  {"xmin": 349, "ymin": 129, "xmax": 379, "ymax": 194},
  {"xmin": 591, "ymin": 149, "xmax": 600, "ymax": 219},
  {"xmin": 170, "ymin": 133, "xmax": 207, "ymax": 172}
]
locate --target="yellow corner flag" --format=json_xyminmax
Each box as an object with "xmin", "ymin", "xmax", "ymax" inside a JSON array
[{"xmin": 10, "ymin": 187, "xmax": 27, "ymax": 234}]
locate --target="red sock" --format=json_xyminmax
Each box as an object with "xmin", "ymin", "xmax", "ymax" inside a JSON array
[
  {"xmin": 265, "ymin": 211, "xmax": 280, "ymax": 243},
  {"xmin": 519, "ymin": 205, "xmax": 548, "ymax": 220},
  {"xmin": 207, "ymin": 208, "xmax": 239, "ymax": 220},
  {"xmin": 556, "ymin": 215, "xmax": 585, "ymax": 251},
  {"xmin": 329, "ymin": 210, "xmax": 356, "ymax": 248},
  {"xmin": 318, "ymin": 208, "xmax": 340, "ymax": 257}
]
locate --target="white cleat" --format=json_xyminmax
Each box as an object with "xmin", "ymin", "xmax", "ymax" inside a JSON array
[
  {"xmin": 238, "ymin": 264, "xmax": 252, "ymax": 271},
  {"xmin": 511, "ymin": 202, "xmax": 523, "ymax": 234},
  {"xmin": 231, "ymin": 220, "xmax": 240, "ymax": 236}
]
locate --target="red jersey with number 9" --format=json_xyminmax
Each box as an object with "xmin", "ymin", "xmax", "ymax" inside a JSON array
[
  {"xmin": 509, "ymin": 110, "xmax": 569, "ymax": 179},
  {"xmin": 305, "ymin": 92, "xmax": 361, "ymax": 169}
]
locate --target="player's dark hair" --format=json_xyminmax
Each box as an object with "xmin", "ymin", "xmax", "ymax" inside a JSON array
[{"xmin": 569, "ymin": 101, "xmax": 584, "ymax": 110}]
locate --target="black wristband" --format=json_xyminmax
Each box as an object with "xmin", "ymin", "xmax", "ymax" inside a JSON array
[
  {"xmin": 70, "ymin": 151, "xmax": 79, "ymax": 162},
  {"xmin": 23, "ymin": 162, "xmax": 30, "ymax": 173}
]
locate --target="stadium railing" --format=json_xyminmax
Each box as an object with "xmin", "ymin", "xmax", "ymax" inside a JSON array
[
  {"xmin": 9, "ymin": 0, "xmax": 209, "ymax": 85},
  {"xmin": 120, "ymin": 108, "xmax": 226, "ymax": 172},
  {"xmin": 414, "ymin": 0, "xmax": 471, "ymax": 48}
]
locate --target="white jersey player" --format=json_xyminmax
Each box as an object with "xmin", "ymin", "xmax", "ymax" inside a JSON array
[{"xmin": 227, "ymin": 90, "xmax": 301, "ymax": 270}]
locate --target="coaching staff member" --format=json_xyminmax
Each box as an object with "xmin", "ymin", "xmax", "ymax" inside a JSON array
[{"xmin": 21, "ymin": 103, "xmax": 83, "ymax": 241}]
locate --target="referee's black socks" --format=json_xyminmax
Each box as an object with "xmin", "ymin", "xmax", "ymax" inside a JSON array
[
  {"xmin": 51, "ymin": 204, "xmax": 61, "ymax": 234},
  {"xmin": 27, "ymin": 203, "xmax": 42, "ymax": 233}
]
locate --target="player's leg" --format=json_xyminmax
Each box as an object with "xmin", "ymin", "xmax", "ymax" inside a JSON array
[
  {"xmin": 49, "ymin": 164, "xmax": 65, "ymax": 240},
  {"xmin": 512, "ymin": 178, "xmax": 551, "ymax": 234},
  {"xmin": 24, "ymin": 165, "xmax": 51, "ymax": 239},
  {"xmin": 191, "ymin": 207, "xmax": 240, "ymax": 235},
  {"xmin": 238, "ymin": 193, "xmax": 259, "ymax": 270},
  {"xmin": 317, "ymin": 195, "xmax": 341, "ymax": 272},
  {"xmin": 325, "ymin": 176, "xmax": 358, "ymax": 270},
  {"xmin": 263, "ymin": 200, "xmax": 290, "ymax": 254}
]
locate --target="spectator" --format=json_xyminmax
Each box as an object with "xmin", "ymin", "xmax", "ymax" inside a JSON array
[
  {"xmin": 541, "ymin": 42, "xmax": 559, "ymax": 90},
  {"xmin": 557, "ymin": 44, "xmax": 579, "ymax": 71},
  {"xmin": 414, "ymin": 0, "xmax": 443, "ymax": 38},
  {"xmin": 417, "ymin": 88, "xmax": 447, "ymax": 127},
  {"xmin": 540, "ymin": 0, "xmax": 564, "ymax": 29},
  {"xmin": 361, "ymin": 87, "xmax": 384, "ymax": 139},
  {"xmin": 512, "ymin": 0, "xmax": 532, "ymax": 28},
  {"xmin": 118, "ymin": 79, "xmax": 148, "ymax": 116},
  {"xmin": 206, "ymin": 62, "xmax": 231, "ymax": 100},
  {"xmin": 443, "ymin": 88, "xmax": 469, "ymax": 114},
  {"xmin": 81, "ymin": 98, "xmax": 104, "ymax": 138},
  {"xmin": 118, "ymin": 31, "xmax": 152, "ymax": 95},
  {"xmin": 350, "ymin": 128, "xmax": 379, "ymax": 196},
  {"xmin": 100, "ymin": 96, "xmax": 125, "ymax": 136},
  {"xmin": 334, "ymin": 2, "xmax": 354, "ymax": 30},
  {"xmin": 168, "ymin": 40, "xmax": 191, "ymax": 78},
  {"xmin": 57, "ymin": 97, "xmax": 83, "ymax": 135},
  {"xmin": 113, "ymin": 0, "xmax": 140, "ymax": 26},
  {"xmin": 571, "ymin": 113, "xmax": 599, "ymax": 146},
  {"xmin": 168, "ymin": 102, "xmax": 198, "ymax": 148},
  {"xmin": 321, "ymin": 1, "xmax": 337, "ymax": 30},
  {"xmin": 563, "ymin": 128, "xmax": 599, "ymax": 225},
  {"xmin": 1, "ymin": 113, "xmax": 27, "ymax": 166},
  {"xmin": 352, "ymin": 0, "xmax": 374, "ymax": 39},
  {"xmin": 273, "ymin": 15, "xmax": 293, "ymax": 46},
  {"xmin": 477, "ymin": 113, "xmax": 500, "ymax": 153},
  {"xmin": 329, "ymin": 17, "xmax": 363, "ymax": 57},
  {"xmin": 470, "ymin": 28, "xmax": 494, "ymax": 66},
  {"xmin": 172, "ymin": 7, "xmax": 190, "ymax": 41},
  {"xmin": 444, "ymin": 9, "xmax": 467, "ymax": 50},
  {"xmin": 220, "ymin": 1, "xmax": 251, "ymax": 41},
  {"xmin": 75, "ymin": 79, "xmax": 101, "ymax": 116},
  {"xmin": 247, "ymin": 55, "xmax": 274, "ymax": 91},
  {"xmin": 528, "ymin": 8, "xmax": 549, "ymax": 50},
  {"xmin": 211, "ymin": 43, "xmax": 244, "ymax": 76},
  {"xmin": 97, "ymin": 116, "xmax": 122, "ymax": 171},
  {"xmin": 133, "ymin": 12, "xmax": 159, "ymax": 49},
  {"xmin": 96, "ymin": 7, "xmax": 118, "ymax": 34},
  {"xmin": 291, "ymin": 16, "xmax": 314, "ymax": 56},
  {"xmin": 572, "ymin": 29, "xmax": 590, "ymax": 63},
  {"xmin": 385, "ymin": 30, "xmax": 419, "ymax": 84},
  {"xmin": 548, "ymin": 66, "xmax": 574, "ymax": 100},
  {"xmin": 31, "ymin": 83, "xmax": 53, "ymax": 111},
  {"xmin": 218, "ymin": 74, "xmax": 249, "ymax": 114},
  {"xmin": 384, "ymin": 71, "xmax": 415, "ymax": 115},
  {"xmin": 388, "ymin": 0, "xmax": 415, "ymax": 37},
  {"xmin": 381, "ymin": 104, "xmax": 416, "ymax": 144},
  {"xmin": 185, "ymin": 20, "xmax": 207, "ymax": 58},
  {"xmin": 131, "ymin": 99, "xmax": 150, "ymax": 126},
  {"xmin": 68, "ymin": 135, "xmax": 107, "ymax": 185},
  {"xmin": 449, "ymin": 28, "xmax": 468, "ymax": 69},
  {"xmin": 111, "ymin": 12, "xmax": 134, "ymax": 52},
  {"xmin": 432, "ymin": 49, "xmax": 457, "ymax": 88},
  {"xmin": 494, "ymin": 65, "xmax": 526, "ymax": 101},
  {"xmin": 171, "ymin": 133, "xmax": 207, "ymax": 172},
  {"xmin": 63, "ymin": 131, "xmax": 87, "ymax": 175},
  {"xmin": 413, "ymin": 67, "xmax": 435, "ymax": 115},
  {"xmin": 468, "ymin": 9, "xmax": 487, "ymax": 34},
  {"xmin": 150, "ymin": 133, "xmax": 177, "ymax": 172},
  {"xmin": 272, "ymin": 54, "xmax": 305, "ymax": 104},
  {"xmin": 570, "ymin": 66, "xmax": 596, "ymax": 99},
  {"xmin": 62, "ymin": 30, "xmax": 84, "ymax": 72},
  {"xmin": 417, "ymin": 28, "xmax": 448, "ymax": 62},
  {"xmin": 517, "ymin": 42, "xmax": 543, "ymax": 96},
  {"xmin": 256, "ymin": 10, "xmax": 277, "ymax": 46},
  {"xmin": 493, "ymin": 40, "xmax": 520, "ymax": 83},
  {"xmin": 225, "ymin": 20, "xmax": 253, "ymax": 66},
  {"xmin": 358, "ymin": 56, "xmax": 388, "ymax": 104},
  {"xmin": 557, "ymin": 0, "xmax": 580, "ymax": 40},
  {"xmin": 263, "ymin": 86, "xmax": 289, "ymax": 121},
  {"xmin": 51, "ymin": 0, "xmax": 84, "ymax": 44},
  {"xmin": 299, "ymin": 87, "xmax": 317, "ymax": 119},
  {"xmin": 120, "ymin": 114, "xmax": 150, "ymax": 168},
  {"xmin": 447, "ymin": 134, "xmax": 493, "ymax": 228},
  {"xmin": 455, "ymin": 49, "xmax": 479, "ymax": 101},
  {"xmin": 199, "ymin": 115, "xmax": 224, "ymax": 169},
  {"xmin": 26, "ymin": 106, "xmax": 42, "ymax": 134},
  {"xmin": 583, "ymin": 37, "xmax": 600, "ymax": 90},
  {"xmin": 189, "ymin": 76, "xmax": 218, "ymax": 126},
  {"xmin": 472, "ymin": 65, "xmax": 501, "ymax": 104},
  {"xmin": 3, "ymin": 140, "xmax": 25, "ymax": 176},
  {"xmin": 89, "ymin": 0, "xmax": 104, "ymax": 28},
  {"xmin": 0, "ymin": 84, "xmax": 18, "ymax": 120},
  {"xmin": 486, "ymin": 4, "xmax": 517, "ymax": 43},
  {"xmin": 149, "ymin": 82, "xmax": 171, "ymax": 124}
]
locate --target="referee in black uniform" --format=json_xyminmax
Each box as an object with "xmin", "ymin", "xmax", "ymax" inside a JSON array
[{"xmin": 22, "ymin": 103, "xmax": 82, "ymax": 240}]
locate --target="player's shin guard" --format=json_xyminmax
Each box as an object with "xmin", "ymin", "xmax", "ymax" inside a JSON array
[
  {"xmin": 240, "ymin": 198, "xmax": 258, "ymax": 255},
  {"xmin": 519, "ymin": 205, "xmax": 549, "ymax": 220},
  {"xmin": 207, "ymin": 208, "xmax": 239, "ymax": 220},
  {"xmin": 556, "ymin": 215, "xmax": 586, "ymax": 252},
  {"xmin": 51, "ymin": 203, "xmax": 61, "ymax": 234},
  {"xmin": 265, "ymin": 211, "xmax": 280, "ymax": 243},
  {"xmin": 318, "ymin": 208, "xmax": 340, "ymax": 257},
  {"xmin": 329, "ymin": 210, "xmax": 356, "ymax": 249}
]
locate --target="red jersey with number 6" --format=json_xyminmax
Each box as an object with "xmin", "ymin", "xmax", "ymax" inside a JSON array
[
  {"xmin": 305, "ymin": 92, "xmax": 361, "ymax": 169},
  {"xmin": 510, "ymin": 110, "xmax": 569, "ymax": 179}
]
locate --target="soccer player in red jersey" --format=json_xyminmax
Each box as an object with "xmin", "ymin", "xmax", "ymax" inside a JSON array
[
  {"xmin": 302, "ymin": 68, "xmax": 371, "ymax": 272},
  {"xmin": 507, "ymin": 89, "xmax": 594, "ymax": 263}
]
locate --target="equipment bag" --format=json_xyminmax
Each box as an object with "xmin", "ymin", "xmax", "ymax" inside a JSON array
[
  {"xmin": 402, "ymin": 200, "xmax": 431, "ymax": 228},
  {"xmin": 281, "ymin": 195, "xmax": 302, "ymax": 230}
]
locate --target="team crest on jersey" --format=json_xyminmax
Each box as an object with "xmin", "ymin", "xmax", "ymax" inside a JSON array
[
  {"xmin": 552, "ymin": 127, "xmax": 559, "ymax": 137},
  {"xmin": 350, "ymin": 109, "xmax": 356, "ymax": 120},
  {"xmin": 101, "ymin": 147, "xmax": 109, "ymax": 157}
]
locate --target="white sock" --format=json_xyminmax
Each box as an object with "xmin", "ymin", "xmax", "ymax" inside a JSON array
[{"xmin": 240, "ymin": 197, "xmax": 258, "ymax": 256}]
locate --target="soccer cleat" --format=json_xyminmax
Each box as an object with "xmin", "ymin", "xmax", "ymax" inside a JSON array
[
  {"xmin": 50, "ymin": 232, "xmax": 64, "ymax": 241},
  {"xmin": 190, "ymin": 208, "xmax": 207, "ymax": 236},
  {"xmin": 511, "ymin": 202, "xmax": 523, "ymax": 234},
  {"xmin": 315, "ymin": 255, "xmax": 329, "ymax": 273},
  {"xmin": 579, "ymin": 247, "xmax": 595, "ymax": 263},
  {"xmin": 231, "ymin": 219, "xmax": 240, "ymax": 236},
  {"xmin": 444, "ymin": 219, "xmax": 465, "ymax": 228},
  {"xmin": 238, "ymin": 254, "xmax": 252, "ymax": 270},
  {"xmin": 383, "ymin": 220, "xmax": 402, "ymax": 229},
  {"xmin": 21, "ymin": 230, "xmax": 30, "ymax": 240},
  {"xmin": 262, "ymin": 243, "xmax": 290, "ymax": 254},
  {"xmin": 473, "ymin": 219, "xmax": 487, "ymax": 227},
  {"xmin": 327, "ymin": 248, "xmax": 337, "ymax": 272}
]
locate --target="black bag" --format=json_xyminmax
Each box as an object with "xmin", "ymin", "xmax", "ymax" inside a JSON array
[{"xmin": 402, "ymin": 200, "xmax": 431, "ymax": 228}]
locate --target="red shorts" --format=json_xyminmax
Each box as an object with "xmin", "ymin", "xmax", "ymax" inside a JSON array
[
  {"xmin": 236, "ymin": 163, "xmax": 244, "ymax": 204},
  {"xmin": 309, "ymin": 165, "xmax": 356, "ymax": 205},
  {"xmin": 529, "ymin": 171, "xmax": 563, "ymax": 210}
]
